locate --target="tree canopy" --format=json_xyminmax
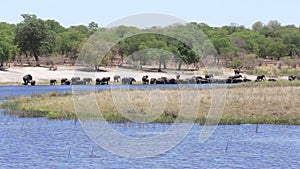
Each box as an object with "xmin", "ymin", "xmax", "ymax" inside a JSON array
[{"xmin": 1, "ymin": 14, "xmax": 300, "ymax": 69}]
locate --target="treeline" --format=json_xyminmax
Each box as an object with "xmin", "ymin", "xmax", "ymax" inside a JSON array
[{"xmin": 1, "ymin": 14, "xmax": 300, "ymax": 68}]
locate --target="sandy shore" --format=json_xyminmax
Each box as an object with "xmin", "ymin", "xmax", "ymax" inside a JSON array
[{"xmin": 0, "ymin": 66, "xmax": 284, "ymax": 84}]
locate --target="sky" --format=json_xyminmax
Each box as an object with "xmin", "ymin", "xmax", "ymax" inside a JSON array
[{"xmin": 0, "ymin": 0, "xmax": 299, "ymax": 28}]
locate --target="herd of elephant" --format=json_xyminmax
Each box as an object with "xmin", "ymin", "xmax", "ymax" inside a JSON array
[{"xmin": 22, "ymin": 71, "xmax": 300, "ymax": 86}]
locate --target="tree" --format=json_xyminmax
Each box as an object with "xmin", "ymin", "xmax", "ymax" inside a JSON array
[
  {"xmin": 252, "ymin": 21, "xmax": 264, "ymax": 32},
  {"xmin": 88, "ymin": 21, "xmax": 99, "ymax": 33},
  {"xmin": 56, "ymin": 31, "xmax": 86, "ymax": 64},
  {"xmin": 267, "ymin": 20, "xmax": 281, "ymax": 31},
  {"xmin": 15, "ymin": 14, "xmax": 50, "ymax": 66},
  {"xmin": 266, "ymin": 42, "xmax": 287, "ymax": 60},
  {"xmin": 282, "ymin": 29, "xmax": 300, "ymax": 57},
  {"xmin": 0, "ymin": 22, "xmax": 17, "ymax": 66}
]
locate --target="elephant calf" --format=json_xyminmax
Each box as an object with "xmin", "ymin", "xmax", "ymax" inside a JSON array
[{"xmin": 30, "ymin": 80, "xmax": 36, "ymax": 86}]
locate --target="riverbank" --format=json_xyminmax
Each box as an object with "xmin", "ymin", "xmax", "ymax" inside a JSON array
[
  {"xmin": 1, "ymin": 83, "xmax": 299, "ymax": 125},
  {"xmin": 0, "ymin": 65, "xmax": 292, "ymax": 85}
]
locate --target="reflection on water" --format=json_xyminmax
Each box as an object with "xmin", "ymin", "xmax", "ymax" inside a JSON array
[{"xmin": 0, "ymin": 110, "xmax": 299, "ymax": 168}]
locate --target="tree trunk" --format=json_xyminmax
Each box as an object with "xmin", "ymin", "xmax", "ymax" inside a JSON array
[
  {"xmin": 119, "ymin": 54, "xmax": 124, "ymax": 67},
  {"xmin": 33, "ymin": 51, "xmax": 40, "ymax": 66},
  {"xmin": 178, "ymin": 62, "xmax": 182, "ymax": 70},
  {"xmin": 159, "ymin": 60, "xmax": 162, "ymax": 70}
]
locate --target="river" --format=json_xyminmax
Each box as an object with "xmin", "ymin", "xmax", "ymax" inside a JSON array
[{"xmin": 0, "ymin": 86, "xmax": 299, "ymax": 168}]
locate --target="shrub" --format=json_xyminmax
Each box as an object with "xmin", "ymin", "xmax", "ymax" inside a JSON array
[{"xmin": 229, "ymin": 57, "xmax": 242, "ymax": 68}]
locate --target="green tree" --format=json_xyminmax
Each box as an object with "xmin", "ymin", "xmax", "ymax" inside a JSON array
[
  {"xmin": 252, "ymin": 21, "xmax": 264, "ymax": 32},
  {"xmin": 0, "ymin": 22, "xmax": 17, "ymax": 66},
  {"xmin": 15, "ymin": 14, "xmax": 50, "ymax": 66},
  {"xmin": 56, "ymin": 31, "xmax": 86, "ymax": 64},
  {"xmin": 266, "ymin": 41, "xmax": 287, "ymax": 60},
  {"xmin": 88, "ymin": 21, "xmax": 99, "ymax": 32}
]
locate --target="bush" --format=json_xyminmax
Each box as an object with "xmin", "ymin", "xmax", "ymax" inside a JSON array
[{"xmin": 229, "ymin": 57, "xmax": 242, "ymax": 68}]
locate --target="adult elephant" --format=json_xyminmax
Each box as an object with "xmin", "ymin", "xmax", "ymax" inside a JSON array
[
  {"xmin": 256, "ymin": 75, "xmax": 265, "ymax": 81},
  {"xmin": 50, "ymin": 79, "xmax": 57, "ymax": 85},
  {"xmin": 150, "ymin": 78, "xmax": 156, "ymax": 84},
  {"xmin": 71, "ymin": 77, "xmax": 80, "ymax": 83},
  {"xmin": 83, "ymin": 77, "xmax": 93, "ymax": 84},
  {"xmin": 234, "ymin": 68, "xmax": 241, "ymax": 75},
  {"xmin": 61, "ymin": 78, "xmax": 68, "ymax": 85},
  {"xmin": 122, "ymin": 77, "xmax": 136, "ymax": 85},
  {"xmin": 23, "ymin": 74, "xmax": 33, "ymax": 85},
  {"xmin": 95, "ymin": 78, "xmax": 101, "ymax": 85},
  {"xmin": 142, "ymin": 75, "xmax": 149, "ymax": 84},
  {"xmin": 113, "ymin": 75, "xmax": 121, "ymax": 82}
]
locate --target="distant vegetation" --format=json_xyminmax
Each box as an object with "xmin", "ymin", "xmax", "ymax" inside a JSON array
[{"xmin": 1, "ymin": 14, "xmax": 300, "ymax": 71}]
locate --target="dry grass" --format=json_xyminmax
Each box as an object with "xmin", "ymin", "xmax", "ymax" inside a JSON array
[{"xmin": 2, "ymin": 85, "xmax": 300, "ymax": 124}]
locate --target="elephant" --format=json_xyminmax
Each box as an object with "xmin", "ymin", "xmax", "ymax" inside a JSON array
[
  {"xmin": 72, "ymin": 80, "xmax": 86, "ymax": 85},
  {"xmin": 168, "ymin": 78, "xmax": 177, "ymax": 84},
  {"xmin": 161, "ymin": 77, "xmax": 169, "ymax": 84},
  {"xmin": 256, "ymin": 75, "xmax": 265, "ymax": 81},
  {"xmin": 228, "ymin": 75, "xmax": 242, "ymax": 79},
  {"xmin": 205, "ymin": 74, "xmax": 214, "ymax": 79},
  {"xmin": 288, "ymin": 75, "xmax": 296, "ymax": 81},
  {"xmin": 231, "ymin": 79, "xmax": 243, "ymax": 83},
  {"xmin": 101, "ymin": 77, "xmax": 110, "ymax": 85},
  {"xmin": 23, "ymin": 74, "xmax": 33, "ymax": 85},
  {"xmin": 50, "ymin": 79, "xmax": 57, "ymax": 85},
  {"xmin": 30, "ymin": 80, "xmax": 36, "ymax": 86},
  {"xmin": 113, "ymin": 75, "xmax": 121, "ymax": 82},
  {"xmin": 186, "ymin": 78, "xmax": 197, "ymax": 84},
  {"xmin": 197, "ymin": 79, "xmax": 210, "ymax": 84},
  {"xmin": 121, "ymin": 77, "xmax": 136, "ymax": 85},
  {"xmin": 156, "ymin": 78, "xmax": 165, "ymax": 84},
  {"xmin": 243, "ymin": 78, "xmax": 252, "ymax": 82},
  {"xmin": 142, "ymin": 75, "xmax": 149, "ymax": 84},
  {"xmin": 95, "ymin": 78, "xmax": 101, "ymax": 85},
  {"xmin": 176, "ymin": 74, "xmax": 180, "ymax": 80},
  {"xmin": 65, "ymin": 80, "xmax": 71, "ymax": 85},
  {"xmin": 61, "ymin": 78, "xmax": 68, "ymax": 85},
  {"xmin": 234, "ymin": 68, "xmax": 241, "ymax": 75},
  {"xmin": 226, "ymin": 78, "xmax": 243, "ymax": 84},
  {"xmin": 150, "ymin": 78, "xmax": 156, "ymax": 84},
  {"xmin": 288, "ymin": 75, "xmax": 300, "ymax": 81},
  {"xmin": 95, "ymin": 77, "xmax": 110, "ymax": 85},
  {"xmin": 83, "ymin": 77, "xmax": 93, "ymax": 84},
  {"xmin": 71, "ymin": 77, "xmax": 80, "ymax": 83},
  {"xmin": 268, "ymin": 78, "xmax": 277, "ymax": 82}
]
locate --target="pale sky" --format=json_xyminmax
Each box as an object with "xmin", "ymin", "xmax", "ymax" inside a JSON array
[{"xmin": 0, "ymin": 0, "xmax": 299, "ymax": 28}]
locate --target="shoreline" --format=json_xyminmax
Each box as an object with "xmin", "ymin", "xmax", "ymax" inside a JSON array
[{"xmin": 0, "ymin": 65, "xmax": 291, "ymax": 85}]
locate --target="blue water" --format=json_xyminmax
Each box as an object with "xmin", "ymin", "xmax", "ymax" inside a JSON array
[
  {"xmin": 0, "ymin": 84, "xmax": 232, "ymax": 99},
  {"xmin": 0, "ymin": 86, "xmax": 299, "ymax": 168},
  {"xmin": 0, "ymin": 111, "xmax": 299, "ymax": 168}
]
